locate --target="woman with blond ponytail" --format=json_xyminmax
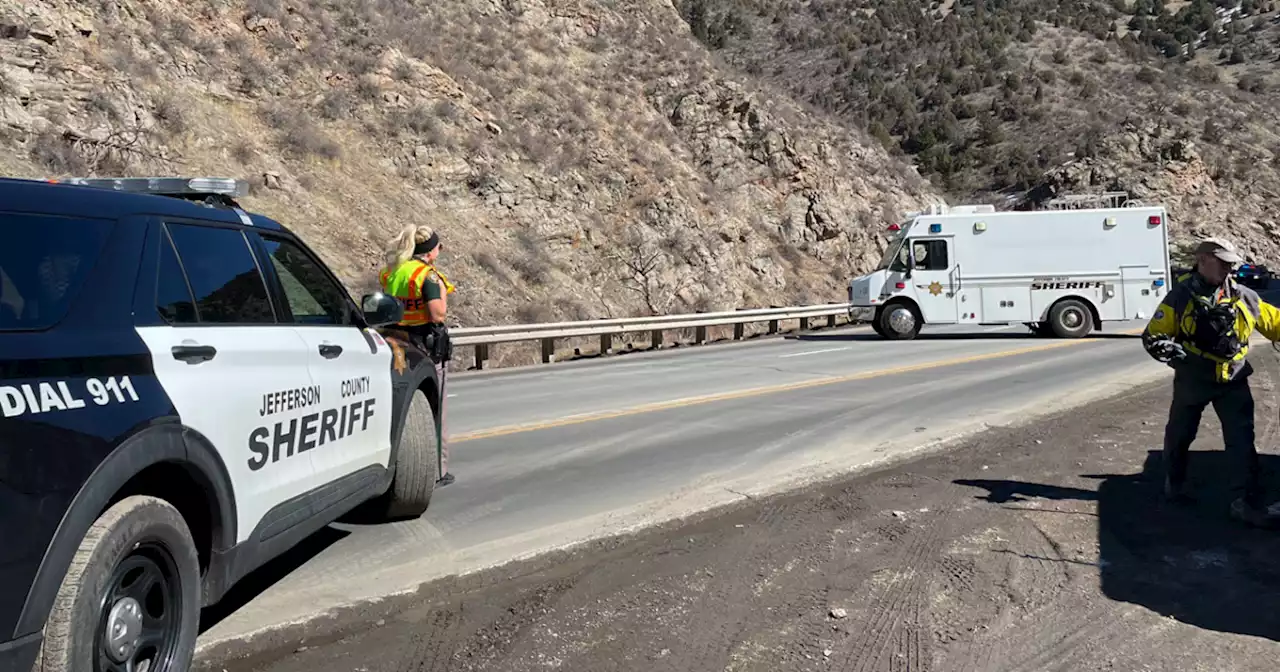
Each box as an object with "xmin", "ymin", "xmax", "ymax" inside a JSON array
[{"xmin": 377, "ymin": 223, "xmax": 457, "ymax": 487}]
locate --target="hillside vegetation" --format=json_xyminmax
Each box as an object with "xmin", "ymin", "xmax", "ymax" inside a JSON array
[
  {"xmin": 0, "ymin": 0, "xmax": 937, "ymax": 357},
  {"xmin": 677, "ymin": 0, "xmax": 1280, "ymax": 262}
]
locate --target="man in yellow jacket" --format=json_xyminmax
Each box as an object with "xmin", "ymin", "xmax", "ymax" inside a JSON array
[{"xmin": 1142, "ymin": 237, "xmax": 1280, "ymax": 527}]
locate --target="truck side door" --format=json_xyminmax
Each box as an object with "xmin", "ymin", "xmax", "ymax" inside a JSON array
[{"xmin": 908, "ymin": 237, "xmax": 959, "ymax": 324}]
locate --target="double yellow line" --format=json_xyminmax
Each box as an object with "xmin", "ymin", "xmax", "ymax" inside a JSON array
[{"xmin": 451, "ymin": 328, "xmax": 1146, "ymax": 443}]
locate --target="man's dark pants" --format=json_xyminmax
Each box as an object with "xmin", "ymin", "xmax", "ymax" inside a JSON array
[{"xmin": 1163, "ymin": 369, "xmax": 1263, "ymax": 506}]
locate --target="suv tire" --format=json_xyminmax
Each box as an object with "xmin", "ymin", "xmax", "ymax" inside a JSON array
[
  {"xmin": 35, "ymin": 496, "xmax": 200, "ymax": 672},
  {"xmin": 379, "ymin": 388, "xmax": 439, "ymax": 519}
]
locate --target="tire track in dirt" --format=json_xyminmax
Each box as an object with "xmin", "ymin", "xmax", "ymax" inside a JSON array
[
  {"xmin": 826, "ymin": 479, "xmax": 962, "ymax": 672},
  {"xmin": 653, "ymin": 493, "xmax": 840, "ymax": 672},
  {"xmin": 412, "ymin": 574, "xmax": 584, "ymax": 671},
  {"xmin": 393, "ymin": 606, "xmax": 466, "ymax": 672},
  {"xmin": 759, "ymin": 487, "xmax": 877, "ymax": 670}
]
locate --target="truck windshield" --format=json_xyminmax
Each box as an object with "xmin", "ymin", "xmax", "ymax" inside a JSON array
[{"xmin": 875, "ymin": 229, "xmax": 910, "ymax": 272}]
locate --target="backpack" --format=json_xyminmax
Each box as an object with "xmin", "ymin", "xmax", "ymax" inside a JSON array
[{"xmin": 1187, "ymin": 295, "xmax": 1243, "ymax": 359}]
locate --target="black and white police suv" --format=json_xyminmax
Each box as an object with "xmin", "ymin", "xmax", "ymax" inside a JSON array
[{"xmin": 0, "ymin": 176, "xmax": 446, "ymax": 672}]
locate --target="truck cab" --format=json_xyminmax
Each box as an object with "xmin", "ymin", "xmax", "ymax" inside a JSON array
[{"xmin": 850, "ymin": 204, "xmax": 987, "ymax": 340}]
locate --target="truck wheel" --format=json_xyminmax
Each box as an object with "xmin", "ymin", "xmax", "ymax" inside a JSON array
[
  {"xmin": 1048, "ymin": 299, "xmax": 1093, "ymax": 339},
  {"xmin": 877, "ymin": 302, "xmax": 921, "ymax": 340},
  {"xmin": 36, "ymin": 496, "xmax": 200, "ymax": 672},
  {"xmin": 379, "ymin": 388, "xmax": 438, "ymax": 520}
]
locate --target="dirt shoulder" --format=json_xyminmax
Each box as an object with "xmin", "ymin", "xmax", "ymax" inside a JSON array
[{"xmin": 203, "ymin": 351, "xmax": 1280, "ymax": 672}]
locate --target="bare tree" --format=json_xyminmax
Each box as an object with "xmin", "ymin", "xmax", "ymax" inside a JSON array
[{"xmin": 607, "ymin": 232, "xmax": 686, "ymax": 316}]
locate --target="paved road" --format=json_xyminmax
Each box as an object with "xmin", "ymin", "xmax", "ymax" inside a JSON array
[
  {"xmin": 208, "ymin": 345, "xmax": 1280, "ymax": 672},
  {"xmin": 196, "ymin": 321, "xmax": 1170, "ymax": 657}
]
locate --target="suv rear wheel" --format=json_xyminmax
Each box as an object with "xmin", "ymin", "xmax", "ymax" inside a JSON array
[{"xmin": 36, "ymin": 496, "xmax": 200, "ymax": 672}]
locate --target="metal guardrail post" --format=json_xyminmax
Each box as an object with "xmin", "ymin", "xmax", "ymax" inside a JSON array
[
  {"xmin": 827, "ymin": 314, "xmax": 836, "ymax": 328},
  {"xmin": 768, "ymin": 319, "xmax": 779, "ymax": 334},
  {"xmin": 600, "ymin": 333, "xmax": 613, "ymax": 356},
  {"xmin": 474, "ymin": 343, "xmax": 490, "ymax": 370},
  {"xmin": 733, "ymin": 323, "xmax": 745, "ymax": 340},
  {"xmin": 541, "ymin": 337, "xmax": 556, "ymax": 363},
  {"xmin": 799, "ymin": 316, "xmax": 810, "ymax": 331},
  {"xmin": 694, "ymin": 309, "xmax": 707, "ymax": 344},
  {"xmin": 651, "ymin": 330, "xmax": 663, "ymax": 350}
]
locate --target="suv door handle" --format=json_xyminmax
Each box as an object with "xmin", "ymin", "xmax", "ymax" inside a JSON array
[
  {"xmin": 172, "ymin": 344, "xmax": 217, "ymax": 364},
  {"xmin": 319, "ymin": 344, "xmax": 343, "ymax": 359}
]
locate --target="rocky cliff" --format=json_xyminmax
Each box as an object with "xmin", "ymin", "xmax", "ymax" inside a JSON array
[{"xmin": 0, "ymin": 0, "xmax": 939, "ymax": 341}]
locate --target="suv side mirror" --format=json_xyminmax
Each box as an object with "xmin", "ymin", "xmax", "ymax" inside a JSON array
[{"xmin": 361, "ymin": 293, "xmax": 404, "ymax": 327}]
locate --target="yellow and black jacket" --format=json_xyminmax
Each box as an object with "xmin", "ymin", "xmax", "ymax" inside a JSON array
[{"xmin": 1143, "ymin": 271, "xmax": 1280, "ymax": 383}]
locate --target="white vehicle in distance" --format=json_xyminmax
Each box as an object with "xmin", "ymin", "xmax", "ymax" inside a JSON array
[{"xmin": 849, "ymin": 193, "xmax": 1173, "ymax": 340}]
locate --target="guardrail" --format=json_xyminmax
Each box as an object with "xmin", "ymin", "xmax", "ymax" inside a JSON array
[{"xmin": 451, "ymin": 302, "xmax": 870, "ymax": 370}]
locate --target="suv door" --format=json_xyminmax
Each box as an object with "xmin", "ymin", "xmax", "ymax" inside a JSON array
[
  {"xmin": 133, "ymin": 220, "xmax": 323, "ymax": 543},
  {"xmin": 249, "ymin": 231, "xmax": 394, "ymax": 486}
]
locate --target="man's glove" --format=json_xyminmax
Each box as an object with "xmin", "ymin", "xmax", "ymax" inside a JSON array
[{"xmin": 1147, "ymin": 337, "xmax": 1186, "ymax": 364}]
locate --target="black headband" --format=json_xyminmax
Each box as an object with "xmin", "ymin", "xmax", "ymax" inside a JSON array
[{"xmin": 413, "ymin": 232, "xmax": 440, "ymax": 256}]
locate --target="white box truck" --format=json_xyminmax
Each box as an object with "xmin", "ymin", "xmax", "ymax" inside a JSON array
[{"xmin": 848, "ymin": 197, "xmax": 1173, "ymax": 340}]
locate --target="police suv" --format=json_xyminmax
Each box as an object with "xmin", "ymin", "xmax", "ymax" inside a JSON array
[{"xmin": 0, "ymin": 177, "xmax": 445, "ymax": 672}]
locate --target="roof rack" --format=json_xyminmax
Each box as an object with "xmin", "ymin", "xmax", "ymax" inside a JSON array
[
  {"xmin": 1043, "ymin": 191, "xmax": 1135, "ymax": 210},
  {"xmin": 48, "ymin": 176, "xmax": 255, "ymax": 225}
]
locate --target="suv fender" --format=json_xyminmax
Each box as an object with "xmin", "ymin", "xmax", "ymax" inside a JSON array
[
  {"xmin": 15, "ymin": 420, "xmax": 236, "ymax": 638},
  {"xmin": 381, "ymin": 330, "xmax": 441, "ymax": 480}
]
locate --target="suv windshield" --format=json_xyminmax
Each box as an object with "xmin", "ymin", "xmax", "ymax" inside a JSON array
[{"xmin": 0, "ymin": 213, "xmax": 114, "ymax": 331}]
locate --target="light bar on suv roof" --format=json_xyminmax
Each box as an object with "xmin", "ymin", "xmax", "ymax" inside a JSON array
[{"xmin": 51, "ymin": 176, "xmax": 251, "ymax": 199}]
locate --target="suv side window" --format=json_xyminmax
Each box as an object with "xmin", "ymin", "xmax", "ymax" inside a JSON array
[
  {"xmin": 164, "ymin": 222, "xmax": 276, "ymax": 324},
  {"xmin": 0, "ymin": 213, "xmax": 114, "ymax": 331},
  {"xmin": 258, "ymin": 234, "xmax": 353, "ymax": 326},
  {"xmin": 155, "ymin": 225, "xmax": 199, "ymax": 324}
]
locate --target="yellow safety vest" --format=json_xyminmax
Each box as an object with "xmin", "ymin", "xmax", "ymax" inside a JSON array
[{"xmin": 378, "ymin": 259, "xmax": 453, "ymax": 326}]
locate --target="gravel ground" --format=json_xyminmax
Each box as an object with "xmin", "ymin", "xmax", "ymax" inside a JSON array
[{"xmin": 201, "ymin": 351, "xmax": 1280, "ymax": 672}]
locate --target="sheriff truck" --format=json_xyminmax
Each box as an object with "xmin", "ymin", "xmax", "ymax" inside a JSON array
[{"xmin": 849, "ymin": 195, "xmax": 1173, "ymax": 340}]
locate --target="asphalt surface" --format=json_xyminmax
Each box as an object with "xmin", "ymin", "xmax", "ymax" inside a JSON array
[
  {"xmin": 195, "ymin": 321, "xmax": 1169, "ymax": 660},
  {"xmin": 203, "ymin": 344, "xmax": 1280, "ymax": 672}
]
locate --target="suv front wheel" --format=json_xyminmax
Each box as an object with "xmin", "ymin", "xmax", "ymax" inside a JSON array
[
  {"xmin": 36, "ymin": 495, "xmax": 201, "ymax": 672},
  {"xmin": 378, "ymin": 388, "xmax": 439, "ymax": 519}
]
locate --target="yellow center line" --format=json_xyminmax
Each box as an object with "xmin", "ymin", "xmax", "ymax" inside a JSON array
[{"xmin": 450, "ymin": 328, "xmax": 1146, "ymax": 443}]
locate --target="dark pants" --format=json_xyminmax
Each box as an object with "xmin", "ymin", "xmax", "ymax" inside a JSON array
[
  {"xmin": 403, "ymin": 326, "xmax": 451, "ymax": 479},
  {"xmin": 1163, "ymin": 373, "xmax": 1262, "ymax": 506}
]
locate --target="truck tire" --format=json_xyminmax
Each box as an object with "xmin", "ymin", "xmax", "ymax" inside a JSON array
[
  {"xmin": 1048, "ymin": 299, "xmax": 1093, "ymax": 339},
  {"xmin": 378, "ymin": 388, "xmax": 439, "ymax": 520},
  {"xmin": 35, "ymin": 496, "xmax": 200, "ymax": 672},
  {"xmin": 877, "ymin": 302, "xmax": 922, "ymax": 340}
]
